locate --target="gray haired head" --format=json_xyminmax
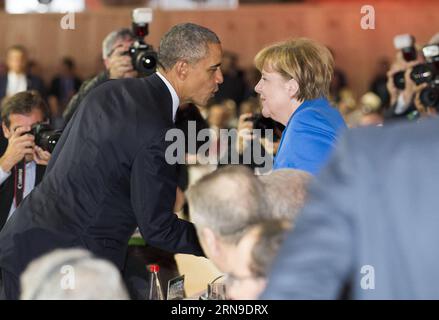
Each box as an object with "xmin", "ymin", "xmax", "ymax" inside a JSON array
[
  {"xmin": 20, "ymin": 248, "xmax": 129, "ymax": 300},
  {"xmin": 102, "ymin": 28, "xmax": 135, "ymax": 59},
  {"xmin": 158, "ymin": 23, "xmax": 220, "ymax": 70},
  {"xmin": 186, "ymin": 165, "xmax": 267, "ymax": 245},
  {"xmin": 258, "ymin": 169, "xmax": 312, "ymax": 221}
]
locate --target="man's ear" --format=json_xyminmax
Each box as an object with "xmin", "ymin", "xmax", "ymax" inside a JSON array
[
  {"xmin": 103, "ymin": 58, "xmax": 110, "ymax": 70},
  {"xmin": 174, "ymin": 60, "xmax": 189, "ymax": 80},
  {"xmin": 2, "ymin": 122, "xmax": 10, "ymax": 139},
  {"xmin": 201, "ymin": 227, "xmax": 220, "ymax": 257},
  {"xmin": 286, "ymin": 78, "xmax": 300, "ymax": 99}
]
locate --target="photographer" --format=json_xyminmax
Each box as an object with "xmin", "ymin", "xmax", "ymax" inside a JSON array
[
  {"xmin": 385, "ymin": 35, "xmax": 428, "ymax": 121},
  {"xmin": 62, "ymin": 28, "xmax": 137, "ymax": 124},
  {"xmin": 0, "ymin": 91, "xmax": 51, "ymax": 231},
  {"xmin": 413, "ymin": 34, "xmax": 439, "ymax": 119}
]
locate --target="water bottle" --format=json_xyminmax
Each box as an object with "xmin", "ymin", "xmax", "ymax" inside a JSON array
[{"xmin": 147, "ymin": 264, "xmax": 164, "ymax": 300}]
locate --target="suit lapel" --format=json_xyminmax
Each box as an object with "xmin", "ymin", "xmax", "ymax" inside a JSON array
[
  {"xmin": 36, "ymin": 164, "xmax": 46, "ymax": 184},
  {"xmin": 0, "ymin": 168, "xmax": 14, "ymax": 230}
]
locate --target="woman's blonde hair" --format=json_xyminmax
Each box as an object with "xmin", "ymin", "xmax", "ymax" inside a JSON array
[{"xmin": 254, "ymin": 38, "xmax": 334, "ymax": 101}]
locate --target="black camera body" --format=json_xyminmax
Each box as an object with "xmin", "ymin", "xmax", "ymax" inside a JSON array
[
  {"xmin": 125, "ymin": 8, "xmax": 157, "ymax": 76},
  {"xmin": 245, "ymin": 114, "xmax": 283, "ymax": 140},
  {"xmin": 419, "ymin": 77, "xmax": 439, "ymax": 110},
  {"xmin": 29, "ymin": 123, "xmax": 62, "ymax": 153},
  {"xmin": 393, "ymin": 63, "xmax": 436, "ymax": 90},
  {"xmin": 417, "ymin": 44, "xmax": 439, "ymax": 110},
  {"xmin": 392, "ymin": 41, "xmax": 439, "ymax": 110}
]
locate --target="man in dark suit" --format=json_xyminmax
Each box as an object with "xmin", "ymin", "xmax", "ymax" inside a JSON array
[
  {"xmin": 0, "ymin": 91, "xmax": 51, "ymax": 231},
  {"xmin": 0, "ymin": 23, "xmax": 224, "ymax": 300},
  {"xmin": 261, "ymin": 117, "xmax": 439, "ymax": 299},
  {"xmin": 0, "ymin": 45, "xmax": 46, "ymax": 102},
  {"xmin": 0, "ymin": 46, "xmax": 46, "ymax": 155}
]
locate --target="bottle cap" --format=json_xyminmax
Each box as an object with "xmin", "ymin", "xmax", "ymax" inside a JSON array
[{"xmin": 148, "ymin": 264, "xmax": 160, "ymax": 273}]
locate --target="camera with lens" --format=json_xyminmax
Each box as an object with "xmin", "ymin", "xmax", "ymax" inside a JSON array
[
  {"xmin": 29, "ymin": 123, "xmax": 62, "ymax": 153},
  {"xmin": 419, "ymin": 77, "xmax": 439, "ymax": 110},
  {"xmin": 410, "ymin": 44, "xmax": 439, "ymax": 110},
  {"xmin": 392, "ymin": 34, "xmax": 419, "ymax": 90},
  {"xmin": 245, "ymin": 113, "xmax": 283, "ymax": 139},
  {"xmin": 124, "ymin": 8, "xmax": 157, "ymax": 76}
]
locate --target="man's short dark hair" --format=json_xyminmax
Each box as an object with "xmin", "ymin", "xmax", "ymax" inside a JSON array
[
  {"xmin": 62, "ymin": 57, "xmax": 75, "ymax": 71},
  {"xmin": 1, "ymin": 91, "xmax": 49, "ymax": 128}
]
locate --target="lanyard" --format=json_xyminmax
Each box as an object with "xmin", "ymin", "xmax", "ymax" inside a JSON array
[{"xmin": 14, "ymin": 160, "xmax": 26, "ymax": 207}]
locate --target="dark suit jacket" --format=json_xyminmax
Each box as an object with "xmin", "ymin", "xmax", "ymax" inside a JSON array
[
  {"xmin": 0, "ymin": 164, "xmax": 46, "ymax": 231},
  {"xmin": 262, "ymin": 117, "xmax": 439, "ymax": 299},
  {"xmin": 0, "ymin": 74, "xmax": 46, "ymax": 101},
  {"xmin": 0, "ymin": 74, "xmax": 203, "ymax": 296}
]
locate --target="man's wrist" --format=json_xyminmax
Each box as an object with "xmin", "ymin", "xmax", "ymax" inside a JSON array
[
  {"xmin": 0, "ymin": 159, "xmax": 12, "ymax": 185},
  {"xmin": 0, "ymin": 156, "xmax": 14, "ymax": 173}
]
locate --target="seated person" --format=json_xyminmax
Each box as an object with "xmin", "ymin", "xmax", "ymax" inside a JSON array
[
  {"xmin": 20, "ymin": 248, "xmax": 129, "ymax": 300},
  {"xmin": 186, "ymin": 166, "xmax": 268, "ymax": 280},
  {"xmin": 0, "ymin": 91, "xmax": 51, "ymax": 230},
  {"xmin": 186, "ymin": 165, "xmax": 310, "ymax": 299},
  {"xmin": 226, "ymin": 220, "xmax": 289, "ymax": 300}
]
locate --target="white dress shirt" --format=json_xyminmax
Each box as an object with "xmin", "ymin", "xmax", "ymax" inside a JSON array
[
  {"xmin": 156, "ymin": 71, "xmax": 180, "ymax": 122},
  {"xmin": 6, "ymin": 72, "xmax": 27, "ymax": 97},
  {"xmin": 0, "ymin": 166, "xmax": 10, "ymax": 186},
  {"xmin": 0, "ymin": 161, "xmax": 37, "ymax": 220}
]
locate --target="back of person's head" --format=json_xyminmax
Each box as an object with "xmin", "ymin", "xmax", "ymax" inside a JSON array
[
  {"xmin": 258, "ymin": 169, "xmax": 312, "ymax": 221},
  {"xmin": 249, "ymin": 220, "xmax": 290, "ymax": 279},
  {"xmin": 158, "ymin": 23, "xmax": 220, "ymax": 71},
  {"xmin": 102, "ymin": 28, "xmax": 135, "ymax": 59},
  {"xmin": 254, "ymin": 38, "xmax": 334, "ymax": 101},
  {"xmin": 186, "ymin": 165, "xmax": 267, "ymax": 245},
  {"xmin": 61, "ymin": 57, "xmax": 76, "ymax": 72},
  {"xmin": 227, "ymin": 220, "xmax": 289, "ymax": 300},
  {"xmin": 20, "ymin": 248, "xmax": 129, "ymax": 300},
  {"xmin": 1, "ymin": 90, "xmax": 49, "ymax": 128}
]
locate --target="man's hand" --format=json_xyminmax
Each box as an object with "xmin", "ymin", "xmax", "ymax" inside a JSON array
[
  {"xmin": 108, "ymin": 46, "xmax": 138, "ymax": 79},
  {"xmin": 0, "ymin": 126, "xmax": 34, "ymax": 172},
  {"xmin": 386, "ymin": 68, "xmax": 402, "ymax": 107},
  {"xmin": 402, "ymin": 61, "xmax": 420, "ymax": 106},
  {"xmin": 33, "ymin": 146, "xmax": 51, "ymax": 166}
]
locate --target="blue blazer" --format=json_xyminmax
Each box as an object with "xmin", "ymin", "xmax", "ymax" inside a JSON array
[{"xmin": 273, "ymin": 97, "xmax": 346, "ymax": 175}]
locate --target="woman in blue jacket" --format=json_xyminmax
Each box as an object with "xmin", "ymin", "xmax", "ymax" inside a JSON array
[{"xmin": 254, "ymin": 38, "xmax": 347, "ymax": 175}]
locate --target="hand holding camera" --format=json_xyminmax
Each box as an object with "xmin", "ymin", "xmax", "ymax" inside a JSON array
[
  {"xmin": 108, "ymin": 45, "xmax": 138, "ymax": 79},
  {"xmin": 0, "ymin": 126, "xmax": 35, "ymax": 172}
]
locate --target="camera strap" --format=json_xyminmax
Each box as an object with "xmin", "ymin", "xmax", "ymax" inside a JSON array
[{"xmin": 14, "ymin": 160, "xmax": 26, "ymax": 207}]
